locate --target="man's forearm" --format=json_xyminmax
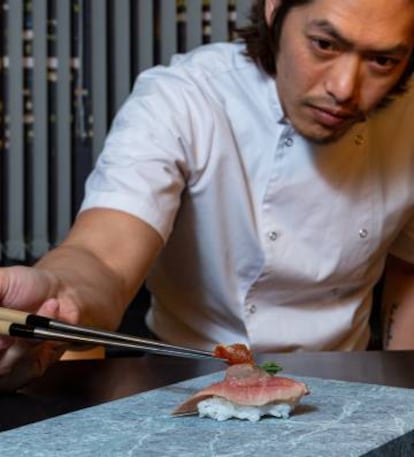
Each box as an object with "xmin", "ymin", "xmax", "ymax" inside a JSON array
[
  {"xmin": 33, "ymin": 209, "xmax": 163, "ymax": 332},
  {"xmin": 35, "ymin": 243, "xmax": 127, "ymax": 331},
  {"xmin": 381, "ymin": 256, "xmax": 414, "ymax": 349}
]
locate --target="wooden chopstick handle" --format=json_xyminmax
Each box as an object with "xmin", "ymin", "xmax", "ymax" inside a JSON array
[
  {"xmin": 0, "ymin": 320, "xmax": 37, "ymax": 338},
  {"xmin": 0, "ymin": 307, "xmax": 53, "ymax": 329},
  {"xmin": 0, "ymin": 320, "xmax": 13, "ymax": 336},
  {"xmin": 0, "ymin": 308, "xmax": 29, "ymax": 325}
]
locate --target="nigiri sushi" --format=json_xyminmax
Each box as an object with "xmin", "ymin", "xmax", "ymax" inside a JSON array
[{"xmin": 173, "ymin": 362, "xmax": 309, "ymax": 422}]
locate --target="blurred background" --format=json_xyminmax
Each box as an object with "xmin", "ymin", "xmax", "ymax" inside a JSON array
[{"xmin": 0, "ymin": 0, "xmax": 251, "ymax": 267}]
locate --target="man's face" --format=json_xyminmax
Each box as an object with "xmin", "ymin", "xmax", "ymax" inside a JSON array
[{"xmin": 273, "ymin": 0, "xmax": 414, "ymax": 143}]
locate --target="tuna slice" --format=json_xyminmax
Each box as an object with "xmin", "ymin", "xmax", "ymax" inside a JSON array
[
  {"xmin": 173, "ymin": 363, "xmax": 309, "ymax": 416},
  {"xmin": 213, "ymin": 343, "xmax": 255, "ymax": 365}
]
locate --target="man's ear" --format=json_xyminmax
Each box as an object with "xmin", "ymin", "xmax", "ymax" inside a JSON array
[{"xmin": 264, "ymin": 0, "xmax": 282, "ymax": 25}]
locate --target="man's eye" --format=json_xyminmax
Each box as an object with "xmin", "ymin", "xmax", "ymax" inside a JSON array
[
  {"xmin": 311, "ymin": 39, "xmax": 336, "ymax": 52},
  {"xmin": 373, "ymin": 56, "xmax": 397, "ymax": 68},
  {"xmin": 370, "ymin": 55, "xmax": 400, "ymax": 72}
]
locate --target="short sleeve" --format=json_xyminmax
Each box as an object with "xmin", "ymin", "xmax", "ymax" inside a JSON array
[
  {"xmin": 79, "ymin": 67, "xmax": 200, "ymax": 242},
  {"xmin": 389, "ymin": 214, "xmax": 414, "ymax": 263}
]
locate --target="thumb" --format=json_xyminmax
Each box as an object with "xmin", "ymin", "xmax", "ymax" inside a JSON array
[
  {"xmin": 37, "ymin": 298, "xmax": 79, "ymax": 325},
  {"xmin": 37, "ymin": 298, "xmax": 61, "ymax": 319}
]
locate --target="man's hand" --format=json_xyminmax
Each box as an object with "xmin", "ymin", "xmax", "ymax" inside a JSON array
[
  {"xmin": 0, "ymin": 208, "xmax": 163, "ymax": 391},
  {"xmin": 0, "ymin": 267, "xmax": 77, "ymax": 392}
]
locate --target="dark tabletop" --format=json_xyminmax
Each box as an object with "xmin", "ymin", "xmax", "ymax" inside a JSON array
[{"xmin": 1, "ymin": 350, "xmax": 414, "ymax": 432}]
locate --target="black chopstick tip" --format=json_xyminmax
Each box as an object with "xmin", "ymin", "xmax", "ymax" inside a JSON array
[{"xmin": 26, "ymin": 314, "xmax": 52, "ymax": 329}]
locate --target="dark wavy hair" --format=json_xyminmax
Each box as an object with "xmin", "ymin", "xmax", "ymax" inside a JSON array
[{"xmin": 237, "ymin": 0, "xmax": 414, "ymax": 98}]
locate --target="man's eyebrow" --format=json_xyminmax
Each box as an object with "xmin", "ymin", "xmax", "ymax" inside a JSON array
[
  {"xmin": 308, "ymin": 20, "xmax": 352, "ymax": 47},
  {"xmin": 308, "ymin": 19, "xmax": 411, "ymax": 56}
]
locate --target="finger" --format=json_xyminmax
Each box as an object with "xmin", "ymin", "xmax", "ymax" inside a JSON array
[
  {"xmin": 0, "ymin": 340, "xmax": 65, "ymax": 392},
  {"xmin": 0, "ymin": 335, "xmax": 13, "ymax": 350}
]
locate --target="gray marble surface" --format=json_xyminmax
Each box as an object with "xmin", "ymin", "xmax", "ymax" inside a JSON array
[{"xmin": 1, "ymin": 371, "xmax": 414, "ymax": 457}]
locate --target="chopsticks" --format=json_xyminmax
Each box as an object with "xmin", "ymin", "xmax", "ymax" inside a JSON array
[{"xmin": 0, "ymin": 308, "xmax": 226, "ymax": 362}]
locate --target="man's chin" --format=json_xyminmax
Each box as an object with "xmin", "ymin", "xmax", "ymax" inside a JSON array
[
  {"xmin": 296, "ymin": 128, "xmax": 343, "ymax": 145},
  {"xmin": 296, "ymin": 120, "xmax": 360, "ymax": 145},
  {"xmin": 306, "ymin": 130, "xmax": 347, "ymax": 145}
]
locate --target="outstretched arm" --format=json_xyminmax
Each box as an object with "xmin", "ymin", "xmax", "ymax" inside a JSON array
[
  {"xmin": 0, "ymin": 208, "xmax": 163, "ymax": 391},
  {"xmin": 35, "ymin": 208, "xmax": 163, "ymax": 330}
]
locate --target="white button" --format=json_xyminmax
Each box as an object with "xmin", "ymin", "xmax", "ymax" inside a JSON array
[
  {"xmin": 268, "ymin": 231, "xmax": 279, "ymax": 241},
  {"xmin": 359, "ymin": 228, "xmax": 368, "ymax": 238},
  {"xmin": 247, "ymin": 304, "xmax": 256, "ymax": 314},
  {"xmin": 284, "ymin": 137, "xmax": 293, "ymax": 147}
]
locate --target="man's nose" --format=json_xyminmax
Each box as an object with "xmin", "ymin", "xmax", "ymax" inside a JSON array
[{"xmin": 324, "ymin": 55, "xmax": 361, "ymax": 104}]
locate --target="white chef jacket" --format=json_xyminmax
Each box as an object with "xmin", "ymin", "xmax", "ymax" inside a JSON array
[{"xmin": 80, "ymin": 42, "xmax": 414, "ymax": 352}]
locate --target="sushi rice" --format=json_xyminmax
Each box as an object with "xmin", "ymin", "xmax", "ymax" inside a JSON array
[{"xmin": 197, "ymin": 397, "xmax": 293, "ymax": 422}]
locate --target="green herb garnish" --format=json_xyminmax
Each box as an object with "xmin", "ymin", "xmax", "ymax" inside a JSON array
[{"xmin": 260, "ymin": 361, "xmax": 283, "ymax": 375}]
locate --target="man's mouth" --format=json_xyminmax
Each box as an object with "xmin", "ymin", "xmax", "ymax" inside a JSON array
[{"xmin": 308, "ymin": 104, "xmax": 357, "ymax": 128}]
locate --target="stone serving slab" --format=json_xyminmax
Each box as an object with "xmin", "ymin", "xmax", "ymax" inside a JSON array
[{"xmin": 0, "ymin": 371, "xmax": 414, "ymax": 457}]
